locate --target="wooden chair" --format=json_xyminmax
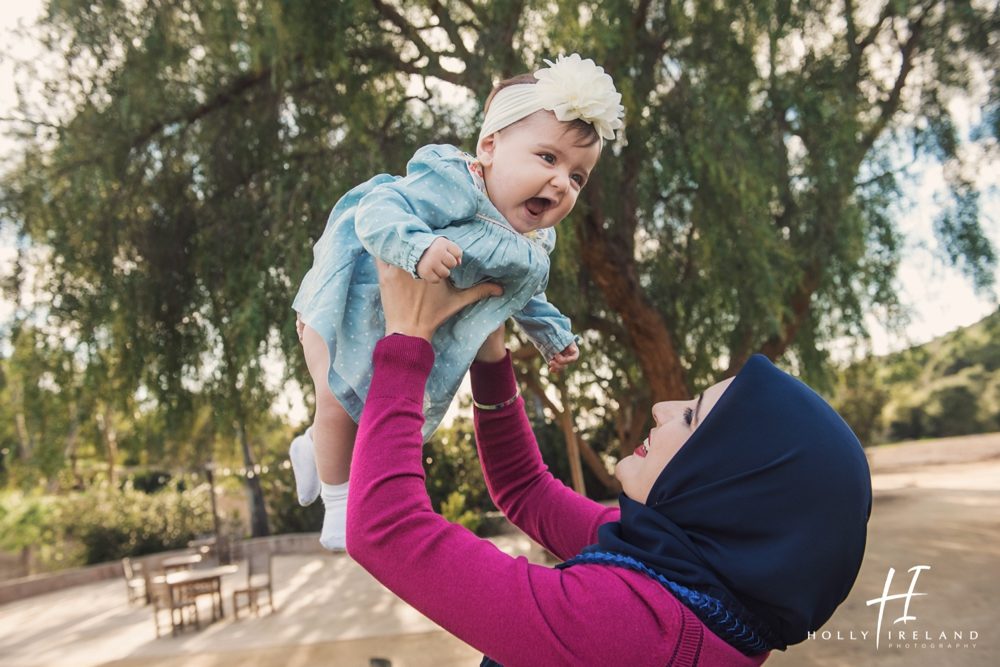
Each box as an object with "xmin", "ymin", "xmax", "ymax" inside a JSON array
[
  {"xmin": 121, "ymin": 557, "xmax": 146, "ymax": 605},
  {"xmin": 233, "ymin": 545, "xmax": 274, "ymax": 618},
  {"xmin": 148, "ymin": 577, "xmax": 200, "ymax": 637}
]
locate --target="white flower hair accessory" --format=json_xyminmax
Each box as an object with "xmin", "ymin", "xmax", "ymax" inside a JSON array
[
  {"xmin": 478, "ymin": 53, "xmax": 625, "ymax": 143},
  {"xmin": 533, "ymin": 54, "xmax": 624, "ymax": 141}
]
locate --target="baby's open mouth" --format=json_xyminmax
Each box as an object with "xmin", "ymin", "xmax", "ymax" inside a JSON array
[{"xmin": 525, "ymin": 197, "xmax": 553, "ymax": 216}]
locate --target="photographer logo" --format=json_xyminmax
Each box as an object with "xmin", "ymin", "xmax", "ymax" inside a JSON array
[{"xmin": 807, "ymin": 564, "xmax": 980, "ymax": 652}]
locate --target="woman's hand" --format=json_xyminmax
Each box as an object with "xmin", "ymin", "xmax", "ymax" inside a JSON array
[{"xmin": 377, "ymin": 260, "xmax": 503, "ymax": 342}]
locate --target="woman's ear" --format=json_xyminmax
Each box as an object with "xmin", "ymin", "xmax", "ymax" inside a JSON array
[{"xmin": 477, "ymin": 132, "xmax": 497, "ymax": 166}]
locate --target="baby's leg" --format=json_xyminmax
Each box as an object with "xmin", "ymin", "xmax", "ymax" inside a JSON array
[
  {"xmin": 289, "ymin": 316, "xmax": 321, "ymax": 506},
  {"xmin": 289, "ymin": 428, "xmax": 320, "ymax": 506},
  {"xmin": 300, "ymin": 321, "xmax": 357, "ymax": 550}
]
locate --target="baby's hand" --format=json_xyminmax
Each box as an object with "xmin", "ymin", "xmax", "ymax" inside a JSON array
[
  {"xmin": 416, "ymin": 238, "xmax": 463, "ymax": 283},
  {"xmin": 548, "ymin": 342, "xmax": 579, "ymax": 374}
]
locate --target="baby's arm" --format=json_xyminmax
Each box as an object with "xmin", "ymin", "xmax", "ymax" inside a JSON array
[
  {"xmin": 511, "ymin": 292, "xmax": 579, "ymax": 368},
  {"xmin": 356, "ymin": 145, "xmax": 477, "ymax": 278}
]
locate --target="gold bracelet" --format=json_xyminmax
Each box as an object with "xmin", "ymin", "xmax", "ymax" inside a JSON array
[{"xmin": 473, "ymin": 388, "xmax": 521, "ymax": 411}]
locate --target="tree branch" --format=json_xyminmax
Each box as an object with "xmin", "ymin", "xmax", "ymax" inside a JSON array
[
  {"xmin": 130, "ymin": 65, "xmax": 276, "ymax": 152},
  {"xmin": 0, "ymin": 115, "xmax": 63, "ymax": 130},
  {"xmin": 351, "ymin": 45, "xmax": 467, "ymax": 88},
  {"xmin": 371, "ymin": 0, "xmax": 436, "ymax": 60},
  {"xmin": 857, "ymin": 2, "xmax": 896, "ymax": 53},
  {"xmin": 860, "ymin": 9, "xmax": 928, "ymax": 152},
  {"xmin": 577, "ymin": 313, "xmax": 627, "ymax": 342},
  {"xmin": 428, "ymin": 0, "xmax": 473, "ymax": 61}
]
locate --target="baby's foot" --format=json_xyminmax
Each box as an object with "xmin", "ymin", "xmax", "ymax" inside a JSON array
[
  {"xmin": 319, "ymin": 481, "xmax": 349, "ymax": 551},
  {"xmin": 289, "ymin": 428, "xmax": 321, "ymax": 506}
]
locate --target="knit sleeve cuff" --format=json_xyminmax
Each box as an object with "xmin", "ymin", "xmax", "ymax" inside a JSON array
[
  {"xmin": 470, "ymin": 350, "xmax": 519, "ymax": 406},
  {"xmin": 369, "ymin": 334, "xmax": 435, "ymax": 401}
]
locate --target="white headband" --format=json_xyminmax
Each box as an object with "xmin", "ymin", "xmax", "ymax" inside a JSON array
[{"xmin": 478, "ymin": 54, "xmax": 625, "ymax": 144}]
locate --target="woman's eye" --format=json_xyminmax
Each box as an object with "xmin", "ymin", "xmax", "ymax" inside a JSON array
[
  {"xmin": 683, "ymin": 407, "xmax": 693, "ymax": 426},
  {"xmin": 539, "ymin": 153, "xmax": 556, "ymax": 164}
]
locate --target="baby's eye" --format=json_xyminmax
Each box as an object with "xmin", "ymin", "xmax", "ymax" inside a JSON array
[
  {"xmin": 571, "ymin": 174, "xmax": 585, "ymax": 186},
  {"xmin": 539, "ymin": 153, "xmax": 556, "ymax": 164},
  {"xmin": 683, "ymin": 407, "xmax": 693, "ymax": 426}
]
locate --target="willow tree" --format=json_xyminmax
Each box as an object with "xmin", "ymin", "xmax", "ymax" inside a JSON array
[
  {"xmin": 541, "ymin": 0, "xmax": 999, "ymax": 464},
  {"xmin": 2, "ymin": 0, "xmax": 996, "ymax": 508}
]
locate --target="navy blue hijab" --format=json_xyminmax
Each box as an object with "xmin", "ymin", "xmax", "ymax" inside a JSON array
[{"xmin": 575, "ymin": 354, "xmax": 872, "ymax": 652}]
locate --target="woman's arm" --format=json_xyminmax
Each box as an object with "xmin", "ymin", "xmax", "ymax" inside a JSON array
[
  {"xmin": 470, "ymin": 350, "xmax": 618, "ymax": 560},
  {"xmin": 346, "ymin": 335, "xmax": 680, "ymax": 666},
  {"xmin": 345, "ymin": 266, "xmax": 765, "ymax": 667}
]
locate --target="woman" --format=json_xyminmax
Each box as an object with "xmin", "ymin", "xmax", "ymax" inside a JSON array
[{"xmin": 345, "ymin": 262, "xmax": 872, "ymax": 666}]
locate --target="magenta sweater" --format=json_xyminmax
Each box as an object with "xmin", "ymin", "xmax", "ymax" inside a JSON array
[{"xmin": 347, "ymin": 335, "xmax": 770, "ymax": 667}]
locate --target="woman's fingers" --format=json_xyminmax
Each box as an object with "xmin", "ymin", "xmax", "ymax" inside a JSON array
[
  {"xmin": 376, "ymin": 259, "xmax": 503, "ymax": 341},
  {"xmin": 454, "ymin": 281, "xmax": 503, "ymax": 311}
]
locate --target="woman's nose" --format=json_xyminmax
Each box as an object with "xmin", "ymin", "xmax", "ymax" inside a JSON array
[{"xmin": 652, "ymin": 400, "xmax": 687, "ymax": 425}]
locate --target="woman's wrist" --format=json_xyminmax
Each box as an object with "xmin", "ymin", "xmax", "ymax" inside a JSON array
[
  {"xmin": 384, "ymin": 325, "xmax": 433, "ymax": 342},
  {"xmin": 473, "ymin": 388, "xmax": 520, "ymax": 411},
  {"xmin": 470, "ymin": 349, "xmax": 519, "ymax": 407}
]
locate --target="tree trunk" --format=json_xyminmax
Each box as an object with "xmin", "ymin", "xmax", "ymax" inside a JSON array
[
  {"xmin": 578, "ymin": 200, "xmax": 688, "ymax": 401},
  {"xmin": 615, "ymin": 396, "xmax": 652, "ymax": 461},
  {"xmin": 577, "ymin": 436, "xmax": 622, "ymax": 495},
  {"xmin": 12, "ymin": 384, "xmax": 32, "ymax": 462},
  {"xmin": 95, "ymin": 404, "xmax": 119, "ymax": 486},
  {"xmin": 556, "ymin": 398, "xmax": 586, "ymax": 496},
  {"xmin": 235, "ymin": 414, "xmax": 270, "ymax": 538},
  {"xmin": 516, "ymin": 362, "xmax": 620, "ymax": 495},
  {"xmin": 63, "ymin": 400, "xmax": 82, "ymax": 489}
]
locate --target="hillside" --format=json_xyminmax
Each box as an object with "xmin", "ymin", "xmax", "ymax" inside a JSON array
[{"xmin": 833, "ymin": 308, "xmax": 1000, "ymax": 445}]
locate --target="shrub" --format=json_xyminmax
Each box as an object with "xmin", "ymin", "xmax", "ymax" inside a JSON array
[
  {"xmin": 423, "ymin": 417, "xmax": 496, "ymax": 523},
  {"xmin": 0, "ymin": 480, "xmax": 214, "ymax": 570},
  {"xmin": 440, "ymin": 491, "xmax": 481, "ymax": 533}
]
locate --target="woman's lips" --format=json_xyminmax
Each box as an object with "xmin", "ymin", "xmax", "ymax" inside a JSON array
[{"xmin": 635, "ymin": 438, "xmax": 649, "ymax": 458}]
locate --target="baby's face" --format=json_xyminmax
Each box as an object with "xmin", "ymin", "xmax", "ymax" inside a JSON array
[{"xmin": 477, "ymin": 111, "xmax": 601, "ymax": 234}]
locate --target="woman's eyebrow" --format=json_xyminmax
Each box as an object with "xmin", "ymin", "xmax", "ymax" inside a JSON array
[{"xmin": 693, "ymin": 392, "xmax": 705, "ymax": 426}]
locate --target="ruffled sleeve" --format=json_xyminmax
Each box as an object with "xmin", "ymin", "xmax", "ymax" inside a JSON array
[{"xmin": 355, "ymin": 144, "xmax": 479, "ymax": 276}]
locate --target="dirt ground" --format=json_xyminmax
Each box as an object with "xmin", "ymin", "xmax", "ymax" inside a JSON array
[{"xmin": 1, "ymin": 434, "xmax": 998, "ymax": 667}]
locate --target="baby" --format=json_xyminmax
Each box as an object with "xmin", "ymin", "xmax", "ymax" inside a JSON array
[{"xmin": 290, "ymin": 54, "xmax": 624, "ymax": 549}]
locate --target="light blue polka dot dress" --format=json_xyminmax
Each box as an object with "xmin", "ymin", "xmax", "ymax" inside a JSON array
[{"xmin": 293, "ymin": 144, "xmax": 577, "ymax": 440}]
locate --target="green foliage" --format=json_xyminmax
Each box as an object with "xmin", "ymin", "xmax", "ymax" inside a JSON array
[
  {"xmin": 831, "ymin": 358, "xmax": 891, "ymax": 446},
  {"xmin": 0, "ymin": 481, "xmax": 213, "ymax": 569},
  {"xmin": 423, "ymin": 416, "xmax": 495, "ymax": 522},
  {"xmin": 0, "ymin": 1, "xmax": 998, "ymax": 545},
  {"xmin": 835, "ymin": 308, "xmax": 1000, "ymax": 443},
  {"xmin": 440, "ymin": 491, "xmax": 481, "ymax": 533},
  {"xmin": 421, "ymin": 395, "xmax": 614, "ymax": 531}
]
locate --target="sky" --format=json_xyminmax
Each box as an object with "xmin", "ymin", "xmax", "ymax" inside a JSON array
[{"xmin": 1, "ymin": 2, "xmax": 997, "ymax": 387}]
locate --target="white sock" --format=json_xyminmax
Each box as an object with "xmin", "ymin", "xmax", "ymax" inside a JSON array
[
  {"xmin": 289, "ymin": 427, "xmax": 321, "ymax": 506},
  {"xmin": 319, "ymin": 481, "xmax": 349, "ymax": 551}
]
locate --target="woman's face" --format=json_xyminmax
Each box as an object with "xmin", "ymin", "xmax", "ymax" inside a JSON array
[{"xmin": 615, "ymin": 377, "xmax": 734, "ymax": 504}]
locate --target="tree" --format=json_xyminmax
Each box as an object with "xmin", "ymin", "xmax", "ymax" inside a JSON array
[{"xmin": 1, "ymin": 1, "xmax": 996, "ymax": 504}]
